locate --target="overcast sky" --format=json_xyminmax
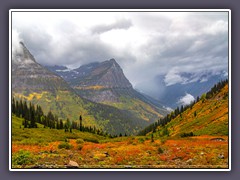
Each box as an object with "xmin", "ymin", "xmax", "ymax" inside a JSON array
[{"xmin": 12, "ymin": 10, "xmax": 229, "ymax": 100}]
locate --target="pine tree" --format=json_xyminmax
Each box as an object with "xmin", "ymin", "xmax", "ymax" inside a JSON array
[
  {"xmin": 79, "ymin": 115, "xmax": 82, "ymax": 131},
  {"xmin": 12, "ymin": 98, "xmax": 16, "ymax": 114},
  {"xmin": 15, "ymin": 100, "xmax": 19, "ymax": 117},
  {"xmin": 19, "ymin": 99, "xmax": 23, "ymax": 118},
  {"xmin": 66, "ymin": 118, "xmax": 70, "ymax": 131},
  {"xmin": 23, "ymin": 101, "xmax": 28, "ymax": 119},
  {"xmin": 47, "ymin": 111, "xmax": 54, "ymax": 128},
  {"xmin": 151, "ymin": 133, "xmax": 154, "ymax": 142},
  {"xmin": 194, "ymin": 111, "xmax": 197, "ymax": 117},
  {"xmin": 60, "ymin": 119, "xmax": 64, "ymax": 129}
]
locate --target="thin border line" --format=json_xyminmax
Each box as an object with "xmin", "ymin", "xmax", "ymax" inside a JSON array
[{"xmin": 9, "ymin": 9, "xmax": 231, "ymax": 172}]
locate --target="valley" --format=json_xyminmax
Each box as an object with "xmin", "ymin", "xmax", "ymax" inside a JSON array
[
  {"xmin": 12, "ymin": 115, "xmax": 228, "ymax": 169},
  {"xmin": 12, "ymin": 42, "xmax": 168, "ymax": 136},
  {"xmin": 11, "ymin": 42, "xmax": 229, "ymax": 169},
  {"xmin": 11, "ymin": 81, "xmax": 229, "ymax": 169}
]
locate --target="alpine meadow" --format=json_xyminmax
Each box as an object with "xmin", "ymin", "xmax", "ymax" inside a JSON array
[{"xmin": 10, "ymin": 10, "xmax": 230, "ymax": 170}]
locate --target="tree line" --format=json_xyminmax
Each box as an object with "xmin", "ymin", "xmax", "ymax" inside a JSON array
[
  {"xmin": 137, "ymin": 79, "xmax": 228, "ymax": 136},
  {"xmin": 12, "ymin": 98, "xmax": 109, "ymax": 136}
]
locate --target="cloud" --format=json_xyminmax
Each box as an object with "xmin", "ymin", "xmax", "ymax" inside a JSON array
[
  {"xmin": 178, "ymin": 93, "xmax": 195, "ymax": 106},
  {"xmin": 11, "ymin": 11, "xmax": 229, "ymax": 98},
  {"xmin": 12, "ymin": 30, "xmax": 23, "ymax": 57},
  {"xmin": 91, "ymin": 18, "xmax": 132, "ymax": 34},
  {"xmin": 164, "ymin": 68, "xmax": 188, "ymax": 86}
]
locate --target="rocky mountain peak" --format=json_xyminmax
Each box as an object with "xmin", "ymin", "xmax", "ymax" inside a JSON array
[
  {"xmin": 76, "ymin": 58, "xmax": 132, "ymax": 88},
  {"xmin": 46, "ymin": 58, "xmax": 132, "ymax": 89},
  {"xmin": 109, "ymin": 58, "xmax": 117, "ymax": 64},
  {"xmin": 12, "ymin": 42, "xmax": 70, "ymax": 93},
  {"xmin": 13, "ymin": 42, "xmax": 37, "ymax": 65}
]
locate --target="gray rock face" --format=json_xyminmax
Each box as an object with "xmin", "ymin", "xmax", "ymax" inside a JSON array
[
  {"xmin": 12, "ymin": 42, "xmax": 70, "ymax": 93},
  {"xmin": 73, "ymin": 58, "xmax": 132, "ymax": 89}
]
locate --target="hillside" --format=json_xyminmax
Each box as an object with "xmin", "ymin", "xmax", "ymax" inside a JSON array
[
  {"xmin": 12, "ymin": 115, "xmax": 228, "ymax": 169},
  {"xmin": 143, "ymin": 81, "xmax": 229, "ymax": 138},
  {"xmin": 12, "ymin": 115, "xmax": 106, "ymax": 145},
  {"xmin": 11, "ymin": 81, "xmax": 229, "ymax": 169},
  {"xmin": 12, "ymin": 42, "xmax": 164, "ymax": 135},
  {"xmin": 167, "ymin": 84, "xmax": 228, "ymax": 137}
]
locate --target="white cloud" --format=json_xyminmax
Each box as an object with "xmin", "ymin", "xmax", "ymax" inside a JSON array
[
  {"xmin": 12, "ymin": 29, "xmax": 23, "ymax": 57},
  {"xmin": 164, "ymin": 68, "xmax": 187, "ymax": 86},
  {"xmin": 178, "ymin": 93, "xmax": 195, "ymax": 106},
  {"xmin": 11, "ymin": 11, "xmax": 229, "ymax": 95}
]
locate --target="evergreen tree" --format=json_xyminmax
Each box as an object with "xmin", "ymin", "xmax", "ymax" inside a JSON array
[
  {"xmin": 12, "ymin": 98, "xmax": 16, "ymax": 114},
  {"xmin": 19, "ymin": 99, "xmax": 23, "ymax": 118},
  {"xmin": 47, "ymin": 111, "xmax": 54, "ymax": 128},
  {"xmin": 23, "ymin": 101, "xmax": 28, "ymax": 120},
  {"xmin": 151, "ymin": 133, "xmax": 154, "ymax": 142},
  {"xmin": 15, "ymin": 100, "xmax": 19, "ymax": 117},
  {"xmin": 79, "ymin": 115, "xmax": 83, "ymax": 131},
  {"xmin": 194, "ymin": 111, "xmax": 197, "ymax": 117},
  {"xmin": 59, "ymin": 119, "xmax": 64, "ymax": 129},
  {"xmin": 66, "ymin": 118, "xmax": 70, "ymax": 131}
]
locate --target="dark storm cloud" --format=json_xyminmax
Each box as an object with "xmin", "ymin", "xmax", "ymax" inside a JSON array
[{"xmin": 12, "ymin": 11, "xmax": 229, "ymax": 98}]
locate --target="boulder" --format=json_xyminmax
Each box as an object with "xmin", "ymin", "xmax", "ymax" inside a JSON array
[{"xmin": 67, "ymin": 160, "xmax": 79, "ymax": 168}]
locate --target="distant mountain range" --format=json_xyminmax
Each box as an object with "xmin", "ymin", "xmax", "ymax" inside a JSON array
[
  {"xmin": 156, "ymin": 73, "xmax": 227, "ymax": 108},
  {"xmin": 12, "ymin": 42, "xmax": 168, "ymax": 135},
  {"xmin": 135, "ymin": 71, "xmax": 228, "ymax": 109}
]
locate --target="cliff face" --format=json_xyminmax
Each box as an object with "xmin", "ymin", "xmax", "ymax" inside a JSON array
[
  {"xmin": 12, "ymin": 42, "xmax": 70, "ymax": 93},
  {"xmin": 71, "ymin": 59, "xmax": 132, "ymax": 89}
]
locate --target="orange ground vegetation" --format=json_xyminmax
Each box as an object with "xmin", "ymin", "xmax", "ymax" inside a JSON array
[{"xmin": 12, "ymin": 135, "xmax": 229, "ymax": 169}]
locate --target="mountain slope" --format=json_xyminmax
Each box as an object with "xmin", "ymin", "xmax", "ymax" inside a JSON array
[
  {"xmin": 11, "ymin": 42, "xmax": 160, "ymax": 135},
  {"xmin": 167, "ymin": 83, "xmax": 228, "ymax": 137},
  {"xmin": 139, "ymin": 81, "xmax": 229, "ymax": 137},
  {"xmin": 47, "ymin": 59, "xmax": 169, "ymax": 122}
]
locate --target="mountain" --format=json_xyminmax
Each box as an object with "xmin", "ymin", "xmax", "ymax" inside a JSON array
[
  {"xmin": 45, "ymin": 62, "xmax": 101, "ymax": 83},
  {"xmin": 46, "ymin": 59, "xmax": 169, "ymax": 121},
  {"xmin": 69, "ymin": 59, "xmax": 132, "ymax": 88},
  {"xmin": 11, "ymin": 42, "xmax": 166, "ymax": 135},
  {"xmin": 139, "ymin": 80, "xmax": 229, "ymax": 137},
  {"xmin": 12, "ymin": 42, "xmax": 71, "ymax": 94},
  {"xmin": 151, "ymin": 73, "xmax": 228, "ymax": 108}
]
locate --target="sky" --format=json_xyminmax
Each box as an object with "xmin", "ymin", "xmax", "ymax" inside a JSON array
[{"xmin": 11, "ymin": 10, "xmax": 229, "ymax": 105}]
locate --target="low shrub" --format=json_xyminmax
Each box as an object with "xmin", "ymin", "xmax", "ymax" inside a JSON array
[
  {"xmin": 83, "ymin": 138, "xmax": 99, "ymax": 143},
  {"xmin": 77, "ymin": 144, "xmax": 83, "ymax": 151},
  {"xmin": 158, "ymin": 147, "xmax": 164, "ymax": 154},
  {"xmin": 12, "ymin": 150, "xmax": 35, "ymax": 165},
  {"xmin": 76, "ymin": 139, "xmax": 84, "ymax": 144},
  {"xmin": 138, "ymin": 138, "xmax": 145, "ymax": 143},
  {"xmin": 180, "ymin": 132, "xmax": 194, "ymax": 138},
  {"xmin": 58, "ymin": 142, "xmax": 73, "ymax": 149}
]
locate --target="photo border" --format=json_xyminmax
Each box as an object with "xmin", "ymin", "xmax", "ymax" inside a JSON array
[{"xmin": 9, "ymin": 9, "xmax": 231, "ymax": 172}]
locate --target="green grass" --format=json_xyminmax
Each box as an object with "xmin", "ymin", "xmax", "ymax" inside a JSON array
[
  {"xmin": 13, "ymin": 90, "xmax": 152, "ymax": 135},
  {"xmin": 12, "ymin": 115, "xmax": 107, "ymax": 146},
  {"xmin": 152, "ymin": 84, "xmax": 229, "ymax": 138},
  {"xmin": 12, "ymin": 150, "xmax": 36, "ymax": 166}
]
